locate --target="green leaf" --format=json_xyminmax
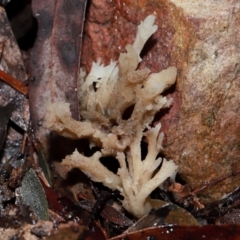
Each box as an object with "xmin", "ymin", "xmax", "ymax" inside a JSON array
[{"xmin": 19, "ymin": 168, "xmax": 49, "ymax": 220}]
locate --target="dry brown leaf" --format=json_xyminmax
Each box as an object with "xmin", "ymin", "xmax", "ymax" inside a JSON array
[{"xmin": 29, "ymin": 0, "xmax": 87, "ymax": 150}]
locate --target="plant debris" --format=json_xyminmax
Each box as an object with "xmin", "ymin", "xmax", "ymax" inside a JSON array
[
  {"xmin": 0, "ymin": 102, "xmax": 13, "ymax": 149},
  {"xmin": 0, "ymin": 69, "xmax": 28, "ymax": 95},
  {"xmin": 18, "ymin": 168, "xmax": 49, "ymax": 221}
]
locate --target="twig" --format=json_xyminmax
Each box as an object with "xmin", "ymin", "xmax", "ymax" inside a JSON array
[{"xmin": 0, "ymin": 69, "xmax": 28, "ymax": 96}]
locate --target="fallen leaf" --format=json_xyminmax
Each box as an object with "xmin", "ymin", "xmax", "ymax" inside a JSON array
[
  {"xmin": 110, "ymin": 225, "xmax": 240, "ymax": 240},
  {"xmin": 18, "ymin": 168, "xmax": 49, "ymax": 220},
  {"xmin": 124, "ymin": 201, "xmax": 199, "ymax": 235},
  {"xmin": 0, "ymin": 102, "xmax": 13, "ymax": 150},
  {"xmin": 29, "ymin": 0, "xmax": 87, "ymax": 150}
]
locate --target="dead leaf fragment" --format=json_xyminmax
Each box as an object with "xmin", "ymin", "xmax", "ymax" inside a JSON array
[
  {"xmin": 29, "ymin": 0, "xmax": 87, "ymax": 150},
  {"xmin": 0, "ymin": 102, "xmax": 13, "ymax": 149},
  {"xmin": 18, "ymin": 168, "xmax": 49, "ymax": 221}
]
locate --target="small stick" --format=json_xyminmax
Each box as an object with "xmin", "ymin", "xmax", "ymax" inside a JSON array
[
  {"xmin": 0, "ymin": 41, "xmax": 5, "ymax": 60},
  {"xmin": 0, "ymin": 69, "xmax": 28, "ymax": 96},
  {"xmin": 21, "ymin": 132, "xmax": 28, "ymax": 154}
]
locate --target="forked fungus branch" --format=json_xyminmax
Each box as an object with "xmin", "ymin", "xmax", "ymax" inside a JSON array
[{"xmin": 45, "ymin": 15, "xmax": 178, "ymax": 218}]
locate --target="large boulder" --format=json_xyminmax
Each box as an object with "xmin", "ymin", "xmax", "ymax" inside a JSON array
[{"xmin": 81, "ymin": 0, "xmax": 240, "ymax": 203}]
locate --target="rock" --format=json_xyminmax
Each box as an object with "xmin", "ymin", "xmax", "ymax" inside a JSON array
[{"xmin": 81, "ymin": 0, "xmax": 240, "ymax": 203}]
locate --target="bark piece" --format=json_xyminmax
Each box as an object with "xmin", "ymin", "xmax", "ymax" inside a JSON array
[{"xmin": 80, "ymin": 0, "xmax": 240, "ymax": 202}]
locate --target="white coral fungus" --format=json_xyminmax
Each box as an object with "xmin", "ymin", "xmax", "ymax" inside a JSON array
[{"xmin": 45, "ymin": 15, "xmax": 178, "ymax": 218}]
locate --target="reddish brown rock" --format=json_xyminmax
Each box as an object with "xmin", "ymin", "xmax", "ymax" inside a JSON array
[{"xmin": 81, "ymin": 0, "xmax": 240, "ymax": 203}]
